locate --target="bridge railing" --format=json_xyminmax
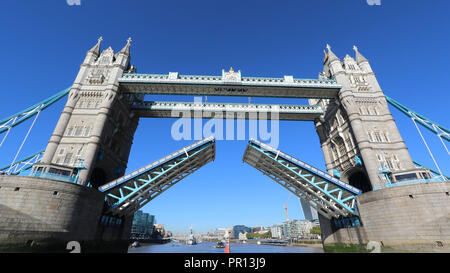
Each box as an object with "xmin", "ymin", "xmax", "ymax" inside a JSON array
[{"xmin": 29, "ymin": 170, "xmax": 78, "ymax": 184}]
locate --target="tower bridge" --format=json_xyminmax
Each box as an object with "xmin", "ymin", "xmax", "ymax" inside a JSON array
[{"xmin": 0, "ymin": 37, "xmax": 448, "ymax": 252}]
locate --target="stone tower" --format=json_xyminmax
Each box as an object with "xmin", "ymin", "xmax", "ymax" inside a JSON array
[
  {"xmin": 310, "ymin": 45, "xmax": 429, "ymax": 192},
  {"xmin": 34, "ymin": 38, "xmax": 140, "ymax": 187}
]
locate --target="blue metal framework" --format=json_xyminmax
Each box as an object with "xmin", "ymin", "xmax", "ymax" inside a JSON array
[
  {"xmin": 0, "ymin": 87, "xmax": 70, "ymax": 135},
  {"xmin": 243, "ymin": 138, "xmax": 361, "ymax": 219},
  {"xmin": 0, "ymin": 149, "xmax": 45, "ymax": 175},
  {"xmin": 100, "ymin": 137, "xmax": 216, "ymax": 217},
  {"xmin": 386, "ymin": 96, "xmax": 450, "ymax": 142},
  {"xmin": 413, "ymin": 161, "xmax": 450, "ymax": 180}
]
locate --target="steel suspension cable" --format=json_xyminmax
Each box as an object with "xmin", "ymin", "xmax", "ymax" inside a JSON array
[
  {"xmin": 0, "ymin": 117, "xmax": 17, "ymax": 149},
  {"xmin": 411, "ymin": 115, "xmax": 444, "ymax": 180},
  {"xmin": 7, "ymin": 110, "xmax": 41, "ymax": 174},
  {"xmin": 432, "ymin": 124, "xmax": 450, "ymax": 156}
]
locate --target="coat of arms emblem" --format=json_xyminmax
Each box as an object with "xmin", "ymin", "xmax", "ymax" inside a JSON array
[{"xmin": 222, "ymin": 67, "xmax": 241, "ymax": 83}]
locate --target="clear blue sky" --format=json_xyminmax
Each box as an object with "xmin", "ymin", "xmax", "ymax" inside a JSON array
[{"xmin": 0, "ymin": 0, "xmax": 449, "ymax": 234}]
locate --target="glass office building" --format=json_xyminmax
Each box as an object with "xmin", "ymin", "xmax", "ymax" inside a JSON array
[{"xmin": 131, "ymin": 210, "xmax": 155, "ymax": 236}]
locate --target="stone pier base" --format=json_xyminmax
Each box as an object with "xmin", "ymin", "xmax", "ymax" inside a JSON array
[
  {"xmin": 0, "ymin": 176, "xmax": 131, "ymax": 253},
  {"xmin": 320, "ymin": 182, "xmax": 450, "ymax": 252}
]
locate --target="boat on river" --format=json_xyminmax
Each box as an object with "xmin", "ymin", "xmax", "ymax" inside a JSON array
[
  {"xmin": 257, "ymin": 239, "xmax": 288, "ymax": 246},
  {"xmin": 186, "ymin": 226, "xmax": 197, "ymax": 245},
  {"xmin": 214, "ymin": 241, "xmax": 225, "ymax": 248}
]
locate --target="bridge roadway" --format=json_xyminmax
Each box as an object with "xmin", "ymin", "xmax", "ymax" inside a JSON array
[
  {"xmin": 132, "ymin": 101, "xmax": 324, "ymax": 121},
  {"xmin": 243, "ymin": 138, "xmax": 361, "ymax": 219},
  {"xmin": 100, "ymin": 136, "xmax": 216, "ymax": 217},
  {"xmin": 118, "ymin": 72, "xmax": 341, "ymax": 99}
]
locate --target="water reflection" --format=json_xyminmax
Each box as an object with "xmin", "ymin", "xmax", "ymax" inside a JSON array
[{"xmin": 128, "ymin": 241, "xmax": 323, "ymax": 253}]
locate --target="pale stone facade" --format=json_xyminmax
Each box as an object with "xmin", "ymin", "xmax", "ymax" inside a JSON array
[
  {"xmin": 310, "ymin": 45, "xmax": 429, "ymax": 191},
  {"xmin": 34, "ymin": 38, "xmax": 141, "ymax": 187}
]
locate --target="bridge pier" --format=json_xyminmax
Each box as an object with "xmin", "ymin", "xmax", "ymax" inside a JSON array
[
  {"xmin": 0, "ymin": 176, "xmax": 131, "ymax": 252},
  {"xmin": 320, "ymin": 182, "xmax": 450, "ymax": 252}
]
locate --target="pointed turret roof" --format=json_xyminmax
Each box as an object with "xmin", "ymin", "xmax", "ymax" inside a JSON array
[
  {"xmin": 88, "ymin": 36, "xmax": 103, "ymax": 55},
  {"xmin": 119, "ymin": 37, "xmax": 132, "ymax": 55},
  {"xmin": 325, "ymin": 44, "xmax": 340, "ymax": 63},
  {"xmin": 353, "ymin": 45, "xmax": 369, "ymax": 64}
]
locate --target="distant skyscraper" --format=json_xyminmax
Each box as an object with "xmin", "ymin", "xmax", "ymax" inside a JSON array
[{"xmin": 300, "ymin": 198, "xmax": 318, "ymax": 221}]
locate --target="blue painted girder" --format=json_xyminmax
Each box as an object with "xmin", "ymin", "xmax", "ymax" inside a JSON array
[
  {"xmin": 99, "ymin": 136, "xmax": 216, "ymax": 217},
  {"xmin": 0, "ymin": 149, "xmax": 45, "ymax": 175},
  {"xmin": 386, "ymin": 96, "xmax": 449, "ymax": 142},
  {"xmin": 0, "ymin": 87, "xmax": 71, "ymax": 135},
  {"xmin": 243, "ymin": 138, "xmax": 361, "ymax": 219}
]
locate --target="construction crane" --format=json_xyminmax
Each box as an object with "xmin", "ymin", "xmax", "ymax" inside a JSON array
[{"xmin": 284, "ymin": 194, "xmax": 291, "ymax": 221}]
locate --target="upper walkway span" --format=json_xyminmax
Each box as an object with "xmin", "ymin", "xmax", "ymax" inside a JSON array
[
  {"xmin": 132, "ymin": 101, "xmax": 324, "ymax": 121},
  {"xmin": 118, "ymin": 71, "xmax": 341, "ymax": 99}
]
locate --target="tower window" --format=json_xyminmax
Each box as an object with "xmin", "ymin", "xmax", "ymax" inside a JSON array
[
  {"xmin": 84, "ymin": 126, "xmax": 92, "ymax": 137},
  {"xmin": 75, "ymin": 127, "xmax": 83, "ymax": 136},
  {"xmin": 64, "ymin": 153, "xmax": 73, "ymax": 164},
  {"xmin": 374, "ymin": 131, "xmax": 382, "ymax": 142}
]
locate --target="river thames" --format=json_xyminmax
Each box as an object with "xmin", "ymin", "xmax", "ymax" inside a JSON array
[{"xmin": 128, "ymin": 241, "xmax": 324, "ymax": 253}]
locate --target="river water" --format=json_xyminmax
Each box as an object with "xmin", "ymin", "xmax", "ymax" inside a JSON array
[{"xmin": 128, "ymin": 241, "xmax": 324, "ymax": 253}]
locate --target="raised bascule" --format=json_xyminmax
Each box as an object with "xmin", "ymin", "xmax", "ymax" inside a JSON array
[{"xmin": 0, "ymin": 38, "xmax": 448, "ymax": 252}]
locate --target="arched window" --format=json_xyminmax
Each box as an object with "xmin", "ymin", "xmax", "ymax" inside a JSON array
[
  {"xmin": 374, "ymin": 131, "xmax": 382, "ymax": 142},
  {"xmin": 330, "ymin": 143, "xmax": 338, "ymax": 160},
  {"xmin": 74, "ymin": 126, "xmax": 83, "ymax": 136},
  {"xmin": 64, "ymin": 153, "xmax": 73, "ymax": 165},
  {"xmin": 373, "ymin": 107, "xmax": 379, "ymax": 115},
  {"xmin": 84, "ymin": 126, "xmax": 92, "ymax": 137},
  {"xmin": 335, "ymin": 137, "xmax": 346, "ymax": 156}
]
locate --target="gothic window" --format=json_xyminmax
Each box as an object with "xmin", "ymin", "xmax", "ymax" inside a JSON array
[
  {"xmin": 385, "ymin": 156, "xmax": 394, "ymax": 170},
  {"xmin": 78, "ymin": 101, "xmax": 84, "ymax": 108},
  {"xmin": 345, "ymin": 137, "xmax": 353, "ymax": 150},
  {"xmin": 87, "ymin": 101, "xmax": 92, "ymax": 108},
  {"xmin": 370, "ymin": 130, "xmax": 382, "ymax": 142},
  {"xmin": 335, "ymin": 117, "xmax": 340, "ymax": 127},
  {"xmin": 84, "ymin": 126, "xmax": 92, "ymax": 137},
  {"xmin": 64, "ymin": 153, "xmax": 73, "ymax": 165},
  {"xmin": 99, "ymin": 56, "xmax": 110, "ymax": 65},
  {"xmin": 330, "ymin": 144, "xmax": 338, "ymax": 160},
  {"xmin": 382, "ymin": 132, "xmax": 389, "ymax": 142},
  {"xmin": 335, "ymin": 137, "xmax": 346, "ymax": 156},
  {"xmin": 59, "ymin": 148, "xmax": 65, "ymax": 155},
  {"xmin": 368, "ymin": 132, "xmax": 373, "ymax": 142},
  {"xmin": 75, "ymin": 126, "xmax": 83, "ymax": 136},
  {"xmin": 67, "ymin": 127, "xmax": 73, "ymax": 136}
]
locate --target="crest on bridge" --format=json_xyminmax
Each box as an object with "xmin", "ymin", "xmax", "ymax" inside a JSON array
[{"xmin": 222, "ymin": 67, "xmax": 241, "ymax": 83}]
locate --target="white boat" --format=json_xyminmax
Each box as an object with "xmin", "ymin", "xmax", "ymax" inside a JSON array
[{"xmin": 186, "ymin": 226, "xmax": 197, "ymax": 245}]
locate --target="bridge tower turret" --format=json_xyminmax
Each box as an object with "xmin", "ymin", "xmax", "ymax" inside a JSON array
[
  {"xmin": 310, "ymin": 45, "xmax": 425, "ymax": 191},
  {"xmin": 35, "ymin": 38, "xmax": 140, "ymax": 187}
]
